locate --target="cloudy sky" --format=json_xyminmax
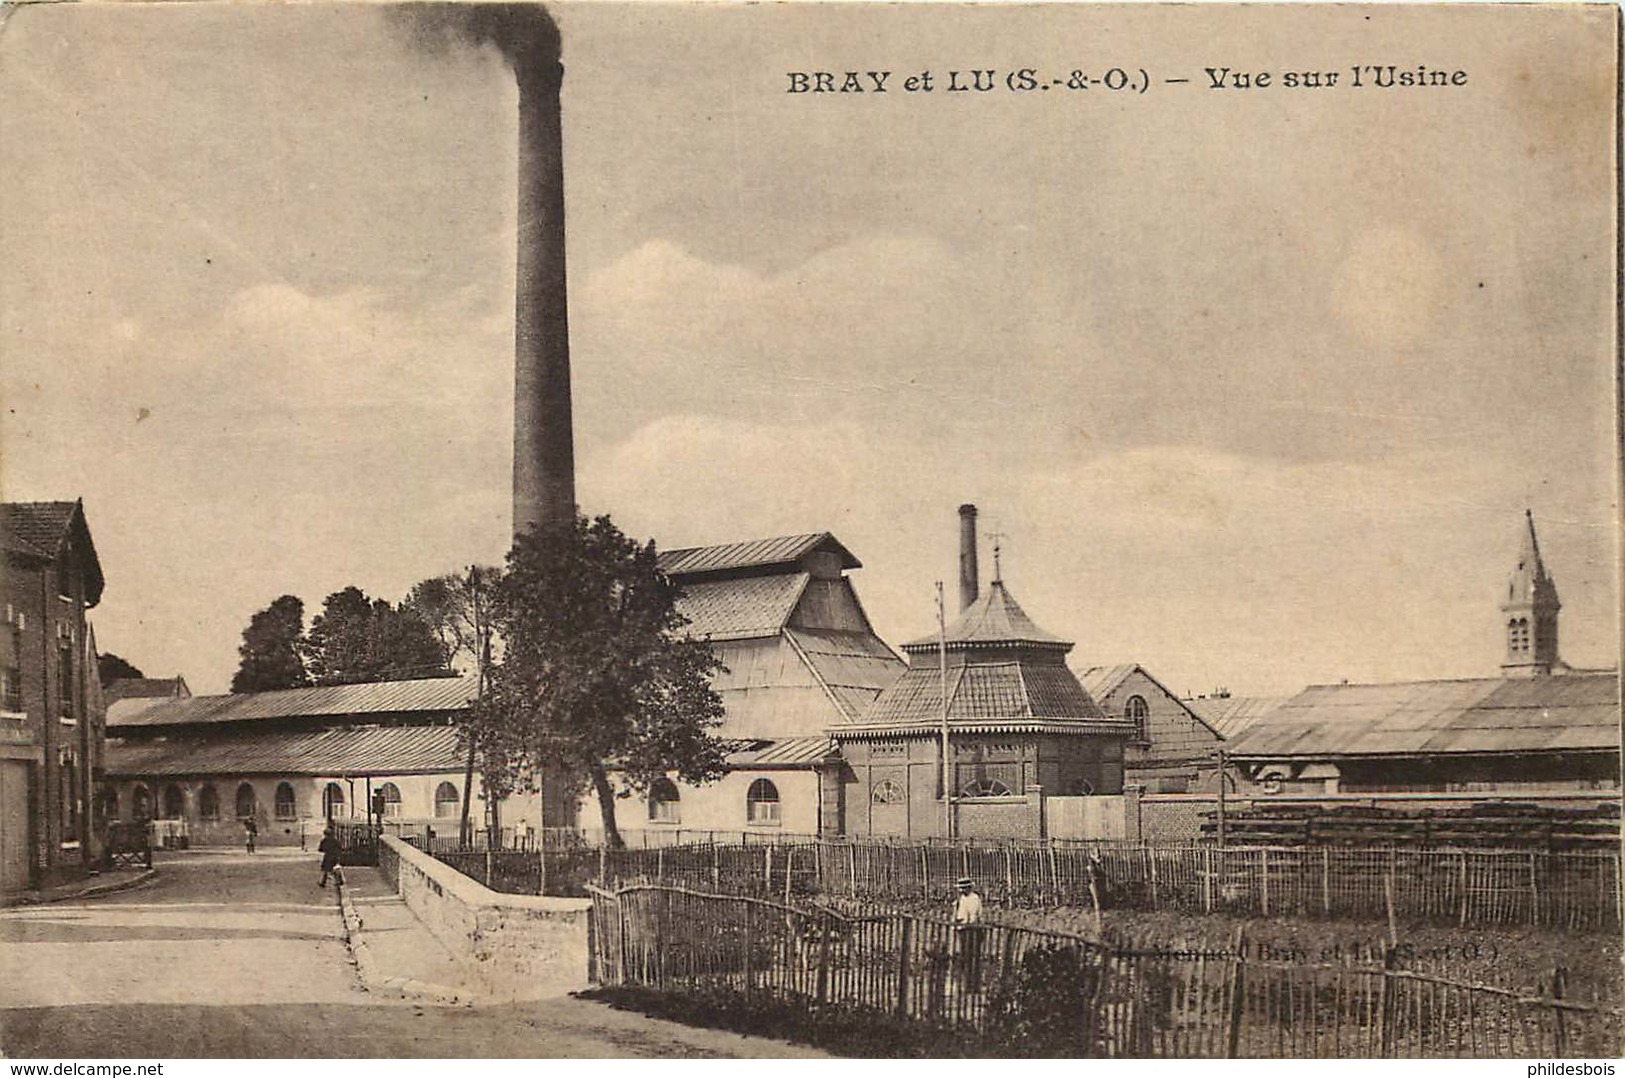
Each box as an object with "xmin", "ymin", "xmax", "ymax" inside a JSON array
[{"xmin": 2, "ymin": 2, "xmax": 1616, "ymax": 697}]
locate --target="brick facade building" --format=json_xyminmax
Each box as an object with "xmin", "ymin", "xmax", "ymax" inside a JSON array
[{"xmin": 1, "ymin": 500, "xmax": 107, "ymax": 893}]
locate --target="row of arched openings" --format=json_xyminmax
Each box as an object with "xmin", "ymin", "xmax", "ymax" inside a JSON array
[
  {"xmin": 646, "ymin": 777, "xmax": 781, "ymax": 825},
  {"xmin": 116, "ymin": 780, "xmax": 422, "ymax": 821}
]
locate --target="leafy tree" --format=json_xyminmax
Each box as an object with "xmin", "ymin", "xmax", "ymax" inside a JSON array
[
  {"xmin": 404, "ymin": 567, "xmax": 503, "ymax": 841},
  {"xmin": 402, "ymin": 566, "xmax": 502, "ymax": 674},
  {"xmin": 231, "ymin": 595, "xmax": 310, "ymax": 693},
  {"xmin": 97, "ymin": 653, "xmax": 144, "ymax": 686},
  {"xmin": 304, "ymin": 586, "xmax": 450, "ymax": 686},
  {"xmin": 468, "ymin": 514, "xmax": 728, "ymax": 847}
]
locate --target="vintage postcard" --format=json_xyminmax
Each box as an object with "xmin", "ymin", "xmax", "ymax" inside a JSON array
[{"xmin": 0, "ymin": 0, "xmax": 1619, "ymax": 1064}]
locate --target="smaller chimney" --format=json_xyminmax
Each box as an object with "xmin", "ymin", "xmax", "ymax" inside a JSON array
[{"xmin": 958, "ymin": 503, "xmax": 980, "ymax": 612}]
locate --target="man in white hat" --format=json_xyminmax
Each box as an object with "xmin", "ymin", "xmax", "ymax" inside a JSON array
[
  {"xmin": 952, "ymin": 877, "xmax": 985, "ymax": 989},
  {"xmin": 953, "ymin": 877, "xmax": 983, "ymax": 926}
]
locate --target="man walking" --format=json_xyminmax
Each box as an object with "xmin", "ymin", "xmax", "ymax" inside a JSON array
[{"xmin": 318, "ymin": 824, "xmax": 343, "ymax": 888}]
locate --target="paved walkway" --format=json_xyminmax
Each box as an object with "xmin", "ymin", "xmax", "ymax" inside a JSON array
[{"xmin": 0, "ymin": 848, "xmax": 824, "ymax": 1058}]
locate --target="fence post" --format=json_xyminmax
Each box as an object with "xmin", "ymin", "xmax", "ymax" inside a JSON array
[
  {"xmin": 657, "ymin": 845, "xmax": 664, "ymax": 883},
  {"xmin": 599, "ymin": 843, "xmax": 608, "ymax": 885},
  {"xmin": 1376, "ymin": 945, "xmax": 1396, "ymax": 1056},
  {"xmin": 1529, "ymin": 850, "xmax": 1541, "ymax": 927},
  {"xmin": 896, "ymin": 917, "xmax": 913, "ymax": 1017},
  {"xmin": 765, "ymin": 844, "xmax": 773, "ymax": 895},
  {"xmin": 1005, "ymin": 846, "xmax": 1014, "ymax": 901},
  {"xmin": 785, "ymin": 846, "xmax": 795, "ymax": 905},
  {"xmin": 712, "ymin": 842, "xmax": 720, "ymax": 891},
  {"xmin": 921, "ymin": 845, "xmax": 930, "ymax": 898},
  {"xmin": 1459, "ymin": 851, "xmax": 1469, "ymax": 927},
  {"xmin": 1225, "ymin": 929, "xmax": 1246, "ymax": 1058},
  {"xmin": 815, "ymin": 911, "xmax": 832, "ymax": 1006},
  {"xmin": 849, "ymin": 842, "xmax": 858, "ymax": 897},
  {"xmin": 1046, "ymin": 842, "xmax": 1059, "ymax": 903},
  {"xmin": 1204, "ymin": 845, "xmax": 1214, "ymax": 914},
  {"xmin": 1259, "ymin": 848, "xmax": 1270, "ymax": 917},
  {"xmin": 1148, "ymin": 846, "xmax": 1160, "ymax": 910},
  {"xmin": 1551, "ymin": 965, "xmax": 1568, "ymax": 1057},
  {"xmin": 743, "ymin": 900, "xmax": 754, "ymax": 996},
  {"xmin": 617, "ymin": 897, "xmax": 629, "ymax": 985}
]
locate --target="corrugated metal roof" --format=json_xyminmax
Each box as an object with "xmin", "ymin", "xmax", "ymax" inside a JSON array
[
  {"xmin": 107, "ymin": 676, "xmax": 476, "ymax": 729},
  {"xmin": 786, "ymin": 627, "xmax": 906, "ymax": 721},
  {"xmin": 1226, "ymin": 672, "xmax": 1620, "ymax": 759},
  {"xmin": 902, "ymin": 581, "xmax": 1069, "ymax": 650},
  {"xmin": 105, "ymin": 677, "xmax": 191, "ymax": 703},
  {"xmin": 725, "ymin": 736, "xmax": 835, "ymax": 767},
  {"xmin": 1183, "ymin": 695, "xmax": 1291, "ymax": 739},
  {"xmin": 1077, "ymin": 664, "xmax": 1137, "ymax": 702},
  {"xmin": 106, "ymin": 723, "xmax": 464, "ymax": 777},
  {"xmin": 658, "ymin": 533, "xmax": 859, "ymax": 579},
  {"xmin": 676, "ymin": 574, "xmax": 808, "ymax": 641}
]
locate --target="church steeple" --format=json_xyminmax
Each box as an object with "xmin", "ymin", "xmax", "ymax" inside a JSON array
[{"xmin": 1500, "ymin": 509, "xmax": 1561, "ymax": 677}]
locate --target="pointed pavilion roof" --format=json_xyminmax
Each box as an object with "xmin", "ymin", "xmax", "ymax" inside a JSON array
[{"xmin": 901, "ymin": 579, "xmax": 1070, "ymax": 652}]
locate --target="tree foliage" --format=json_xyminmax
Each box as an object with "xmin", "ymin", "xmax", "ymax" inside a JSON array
[
  {"xmin": 231, "ymin": 595, "xmax": 311, "ymax": 693},
  {"xmin": 304, "ymin": 586, "xmax": 450, "ymax": 686},
  {"xmin": 97, "ymin": 652, "xmax": 145, "ymax": 686},
  {"xmin": 468, "ymin": 514, "xmax": 728, "ymax": 846},
  {"xmin": 402, "ymin": 566, "xmax": 502, "ymax": 674}
]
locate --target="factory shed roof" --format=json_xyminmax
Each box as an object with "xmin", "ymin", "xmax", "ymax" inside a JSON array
[
  {"xmin": 1183, "ymin": 695, "xmax": 1291, "ymax": 739},
  {"xmin": 677, "ymin": 573, "xmax": 810, "ymax": 642},
  {"xmin": 659, "ymin": 533, "xmax": 860, "ymax": 581},
  {"xmin": 848, "ymin": 660, "xmax": 1123, "ymax": 734},
  {"xmin": 1224, "ymin": 672, "xmax": 1621, "ymax": 760},
  {"xmin": 107, "ymin": 676, "xmax": 475, "ymax": 729},
  {"xmin": 105, "ymin": 676, "xmax": 192, "ymax": 704},
  {"xmin": 105, "ymin": 723, "xmax": 463, "ymax": 777},
  {"xmin": 724, "ymin": 736, "xmax": 836, "ymax": 768}
]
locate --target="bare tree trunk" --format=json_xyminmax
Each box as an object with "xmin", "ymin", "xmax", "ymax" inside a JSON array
[
  {"xmin": 458, "ymin": 742, "xmax": 477, "ymax": 847},
  {"xmin": 589, "ymin": 762, "xmax": 624, "ymax": 849}
]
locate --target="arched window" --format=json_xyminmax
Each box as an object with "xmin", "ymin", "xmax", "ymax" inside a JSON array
[
  {"xmin": 434, "ymin": 782, "xmax": 460, "ymax": 818},
  {"xmin": 235, "ymin": 782, "xmax": 257, "ymax": 819},
  {"xmin": 132, "ymin": 784, "xmax": 151, "ymax": 820},
  {"xmin": 746, "ymin": 778, "xmax": 780, "ymax": 825},
  {"xmin": 162, "ymin": 783, "xmax": 185, "ymax": 819},
  {"xmin": 871, "ymin": 779, "xmax": 904, "ymax": 805},
  {"xmin": 648, "ymin": 778, "xmax": 680, "ymax": 823},
  {"xmin": 274, "ymin": 782, "xmax": 297, "ymax": 820},
  {"xmin": 198, "ymin": 784, "xmax": 220, "ymax": 821},
  {"xmin": 1125, "ymin": 695, "xmax": 1150, "ymax": 742},
  {"xmin": 960, "ymin": 778, "xmax": 1015, "ymax": 798},
  {"xmin": 377, "ymin": 782, "xmax": 402, "ymax": 818},
  {"xmin": 323, "ymin": 782, "xmax": 346, "ymax": 819}
]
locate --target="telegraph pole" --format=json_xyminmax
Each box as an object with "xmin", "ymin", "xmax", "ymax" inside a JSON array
[{"xmin": 937, "ymin": 581, "xmax": 952, "ymax": 841}]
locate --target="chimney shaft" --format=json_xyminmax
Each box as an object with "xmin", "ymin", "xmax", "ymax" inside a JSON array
[
  {"xmin": 958, "ymin": 503, "xmax": 979, "ymax": 612},
  {"xmin": 513, "ymin": 55, "xmax": 575, "ymax": 539}
]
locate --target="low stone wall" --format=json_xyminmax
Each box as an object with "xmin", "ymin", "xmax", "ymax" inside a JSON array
[{"xmin": 380, "ymin": 834, "xmax": 592, "ymax": 1000}]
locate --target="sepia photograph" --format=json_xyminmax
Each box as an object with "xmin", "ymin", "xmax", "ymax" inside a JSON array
[{"xmin": 0, "ymin": 0, "xmax": 1619, "ymax": 1061}]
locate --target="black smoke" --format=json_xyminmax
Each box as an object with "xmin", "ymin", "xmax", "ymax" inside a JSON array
[{"xmin": 388, "ymin": 2, "xmax": 560, "ymax": 70}]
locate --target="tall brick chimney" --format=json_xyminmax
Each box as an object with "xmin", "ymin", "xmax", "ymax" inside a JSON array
[
  {"xmin": 512, "ymin": 35, "xmax": 575, "ymax": 538},
  {"xmin": 958, "ymin": 503, "xmax": 979, "ymax": 612}
]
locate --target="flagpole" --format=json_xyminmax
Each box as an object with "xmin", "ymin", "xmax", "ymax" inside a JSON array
[{"xmin": 937, "ymin": 581, "xmax": 952, "ymax": 841}]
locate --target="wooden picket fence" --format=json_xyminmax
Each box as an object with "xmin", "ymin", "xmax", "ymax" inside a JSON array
[
  {"xmin": 594, "ymin": 840, "xmax": 1623, "ymax": 932},
  {"xmin": 586, "ymin": 883, "xmax": 1623, "ymax": 1057}
]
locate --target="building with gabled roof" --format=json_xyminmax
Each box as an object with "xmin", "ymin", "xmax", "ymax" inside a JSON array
[
  {"xmin": 103, "ymin": 675, "xmax": 545, "ymax": 846},
  {"xmin": 2, "ymin": 499, "xmax": 108, "ymax": 892},
  {"xmin": 831, "ymin": 572, "xmax": 1135, "ymax": 839},
  {"xmin": 1224, "ymin": 511, "xmax": 1620, "ymax": 795},
  {"xmin": 103, "ymin": 675, "xmax": 191, "ymax": 705},
  {"xmin": 1076, "ymin": 663, "xmax": 1226, "ymax": 792},
  {"xmin": 579, "ymin": 531, "xmax": 907, "ymax": 838}
]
